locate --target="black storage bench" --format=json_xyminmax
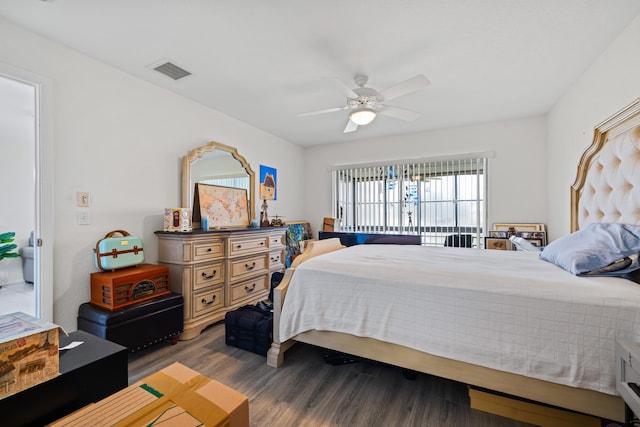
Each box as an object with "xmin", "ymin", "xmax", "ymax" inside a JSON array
[{"xmin": 78, "ymin": 292, "xmax": 184, "ymax": 352}]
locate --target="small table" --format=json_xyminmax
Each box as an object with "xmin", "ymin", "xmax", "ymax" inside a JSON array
[{"xmin": 0, "ymin": 330, "xmax": 128, "ymax": 427}]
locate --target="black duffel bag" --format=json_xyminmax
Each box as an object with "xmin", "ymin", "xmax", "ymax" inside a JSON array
[{"xmin": 224, "ymin": 303, "xmax": 273, "ymax": 356}]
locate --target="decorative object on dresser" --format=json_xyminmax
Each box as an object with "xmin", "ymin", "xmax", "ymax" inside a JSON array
[
  {"xmin": 163, "ymin": 207, "xmax": 192, "ymax": 232},
  {"xmin": 259, "ymin": 164, "xmax": 277, "ymax": 228},
  {"xmin": 260, "ymin": 199, "xmax": 270, "ymax": 227},
  {"xmin": 155, "ymin": 228, "xmax": 286, "ymax": 340},
  {"xmin": 193, "ymin": 183, "xmax": 250, "ymax": 229}
]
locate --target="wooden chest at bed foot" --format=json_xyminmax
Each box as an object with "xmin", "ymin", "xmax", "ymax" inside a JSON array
[
  {"xmin": 90, "ymin": 263, "xmax": 171, "ymax": 311},
  {"xmin": 77, "ymin": 292, "xmax": 184, "ymax": 352}
]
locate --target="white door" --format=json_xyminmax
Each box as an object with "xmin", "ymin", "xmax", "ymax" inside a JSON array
[{"xmin": 0, "ymin": 65, "xmax": 53, "ymax": 321}]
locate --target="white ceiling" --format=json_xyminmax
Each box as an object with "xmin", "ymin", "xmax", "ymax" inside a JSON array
[{"xmin": 1, "ymin": 1, "xmax": 639, "ymax": 147}]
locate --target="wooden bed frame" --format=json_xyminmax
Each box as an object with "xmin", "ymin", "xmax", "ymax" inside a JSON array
[{"xmin": 268, "ymin": 98, "xmax": 640, "ymax": 423}]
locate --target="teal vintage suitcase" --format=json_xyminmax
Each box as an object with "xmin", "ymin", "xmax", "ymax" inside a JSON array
[{"xmin": 94, "ymin": 230, "xmax": 144, "ymax": 271}]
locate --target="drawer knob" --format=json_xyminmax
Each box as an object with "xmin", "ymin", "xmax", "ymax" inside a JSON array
[
  {"xmin": 201, "ymin": 295, "xmax": 216, "ymax": 306},
  {"xmin": 236, "ymin": 244, "xmax": 242, "ymax": 249},
  {"xmin": 245, "ymin": 262, "xmax": 256, "ymax": 270},
  {"xmin": 245, "ymin": 284, "xmax": 256, "ymax": 292},
  {"xmin": 207, "ymin": 247, "xmax": 212, "ymax": 252},
  {"xmin": 202, "ymin": 270, "xmax": 217, "ymax": 280},
  {"xmin": 260, "ymin": 241, "xmax": 265, "ymax": 246}
]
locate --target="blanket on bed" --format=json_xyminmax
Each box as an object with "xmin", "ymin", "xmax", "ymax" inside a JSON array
[{"xmin": 279, "ymin": 244, "xmax": 640, "ymax": 395}]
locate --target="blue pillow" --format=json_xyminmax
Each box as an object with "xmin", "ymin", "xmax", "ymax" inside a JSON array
[{"xmin": 539, "ymin": 223, "xmax": 640, "ymax": 276}]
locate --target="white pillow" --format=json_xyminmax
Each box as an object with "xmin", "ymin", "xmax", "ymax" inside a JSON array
[{"xmin": 539, "ymin": 223, "xmax": 640, "ymax": 276}]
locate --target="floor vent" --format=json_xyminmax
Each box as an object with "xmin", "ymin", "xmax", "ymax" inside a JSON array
[{"xmin": 153, "ymin": 61, "xmax": 191, "ymax": 80}]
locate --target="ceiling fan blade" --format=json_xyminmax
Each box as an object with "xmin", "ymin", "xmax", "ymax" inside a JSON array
[
  {"xmin": 344, "ymin": 119, "xmax": 358, "ymax": 133},
  {"xmin": 329, "ymin": 78, "xmax": 358, "ymax": 98},
  {"xmin": 297, "ymin": 106, "xmax": 347, "ymax": 117},
  {"xmin": 378, "ymin": 105, "xmax": 421, "ymax": 122},
  {"xmin": 378, "ymin": 74, "xmax": 430, "ymax": 101}
]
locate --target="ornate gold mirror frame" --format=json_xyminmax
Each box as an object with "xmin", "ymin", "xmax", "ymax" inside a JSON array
[{"xmin": 181, "ymin": 141, "xmax": 256, "ymax": 222}]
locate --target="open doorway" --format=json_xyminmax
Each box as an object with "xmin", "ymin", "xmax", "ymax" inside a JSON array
[
  {"xmin": 0, "ymin": 65, "xmax": 53, "ymax": 321},
  {"xmin": 0, "ymin": 73, "xmax": 36, "ymax": 316}
]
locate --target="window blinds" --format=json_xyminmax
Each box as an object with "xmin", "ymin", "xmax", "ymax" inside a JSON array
[{"xmin": 332, "ymin": 153, "xmax": 489, "ymax": 247}]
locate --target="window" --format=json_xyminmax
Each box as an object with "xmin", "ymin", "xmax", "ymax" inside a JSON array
[{"xmin": 332, "ymin": 153, "xmax": 490, "ymax": 247}]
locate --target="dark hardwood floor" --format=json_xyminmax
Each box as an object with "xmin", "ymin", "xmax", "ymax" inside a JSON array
[{"xmin": 128, "ymin": 322, "xmax": 535, "ymax": 427}]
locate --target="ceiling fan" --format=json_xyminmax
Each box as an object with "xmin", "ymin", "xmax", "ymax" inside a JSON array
[{"xmin": 297, "ymin": 74, "xmax": 430, "ymax": 133}]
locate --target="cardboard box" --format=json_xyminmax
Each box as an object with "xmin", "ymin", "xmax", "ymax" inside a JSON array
[
  {"xmin": 50, "ymin": 362, "xmax": 249, "ymax": 427},
  {"xmin": 164, "ymin": 208, "xmax": 192, "ymax": 232},
  {"xmin": 0, "ymin": 312, "xmax": 60, "ymax": 399}
]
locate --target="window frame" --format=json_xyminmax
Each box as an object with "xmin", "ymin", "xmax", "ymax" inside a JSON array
[{"xmin": 331, "ymin": 153, "xmax": 491, "ymax": 247}]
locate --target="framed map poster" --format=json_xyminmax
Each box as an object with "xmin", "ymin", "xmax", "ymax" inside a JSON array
[{"xmin": 193, "ymin": 183, "xmax": 249, "ymax": 228}]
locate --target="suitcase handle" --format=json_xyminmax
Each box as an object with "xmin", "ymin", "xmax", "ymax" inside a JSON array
[{"xmin": 104, "ymin": 229, "xmax": 131, "ymax": 238}]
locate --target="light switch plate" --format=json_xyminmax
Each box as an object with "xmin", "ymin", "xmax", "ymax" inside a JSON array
[
  {"xmin": 77, "ymin": 192, "xmax": 89, "ymax": 207},
  {"xmin": 77, "ymin": 209, "xmax": 90, "ymax": 225}
]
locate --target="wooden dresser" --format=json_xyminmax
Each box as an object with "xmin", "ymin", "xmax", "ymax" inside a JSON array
[{"xmin": 155, "ymin": 227, "xmax": 286, "ymax": 340}]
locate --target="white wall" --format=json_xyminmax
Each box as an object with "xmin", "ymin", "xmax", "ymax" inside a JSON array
[
  {"xmin": 547, "ymin": 14, "xmax": 640, "ymax": 240},
  {"xmin": 303, "ymin": 116, "xmax": 548, "ymax": 238},
  {"xmin": 0, "ymin": 18, "xmax": 306, "ymax": 331}
]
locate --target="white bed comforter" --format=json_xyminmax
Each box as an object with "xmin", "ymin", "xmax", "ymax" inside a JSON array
[{"xmin": 279, "ymin": 244, "xmax": 640, "ymax": 395}]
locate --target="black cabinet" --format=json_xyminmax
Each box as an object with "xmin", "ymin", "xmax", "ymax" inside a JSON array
[{"xmin": 1, "ymin": 330, "xmax": 128, "ymax": 427}]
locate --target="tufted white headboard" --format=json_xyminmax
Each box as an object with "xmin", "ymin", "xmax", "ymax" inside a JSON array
[{"xmin": 571, "ymin": 98, "xmax": 640, "ymax": 232}]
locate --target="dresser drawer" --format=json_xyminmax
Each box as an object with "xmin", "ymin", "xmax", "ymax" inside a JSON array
[
  {"xmin": 193, "ymin": 261, "xmax": 225, "ymax": 291},
  {"xmin": 229, "ymin": 254, "xmax": 268, "ymax": 282},
  {"xmin": 269, "ymin": 249, "xmax": 285, "ymax": 271},
  {"xmin": 193, "ymin": 240, "xmax": 224, "ymax": 261},
  {"xmin": 230, "ymin": 275, "xmax": 269, "ymax": 304},
  {"xmin": 228, "ymin": 236, "xmax": 268, "ymax": 257},
  {"xmin": 193, "ymin": 288, "xmax": 224, "ymax": 317},
  {"xmin": 269, "ymin": 232, "xmax": 285, "ymax": 248}
]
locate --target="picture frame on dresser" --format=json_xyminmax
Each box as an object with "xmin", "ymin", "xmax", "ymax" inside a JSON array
[{"xmin": 192, "ymin": 183, "xmax": 250, "ymax": 228}]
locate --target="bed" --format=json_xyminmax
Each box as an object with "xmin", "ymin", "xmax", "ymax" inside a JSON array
[{"xmin": 267, "ymin": 98, "xmax": 640, "ymax": 422}]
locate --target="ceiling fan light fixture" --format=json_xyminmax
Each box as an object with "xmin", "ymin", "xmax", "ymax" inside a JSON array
[{"xmin": 349, "ymin": 108, "xmax": 376, "ymax": 126}]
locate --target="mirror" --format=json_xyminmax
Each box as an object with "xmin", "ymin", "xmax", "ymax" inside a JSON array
[{"xmin": 182, "ymin": 141, "xmax": 255, "ymax": 223}]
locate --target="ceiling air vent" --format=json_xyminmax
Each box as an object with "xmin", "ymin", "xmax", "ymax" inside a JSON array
[{"xmin": 153, "ymin": 61, "xmax": 191, "ymax": 80}]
